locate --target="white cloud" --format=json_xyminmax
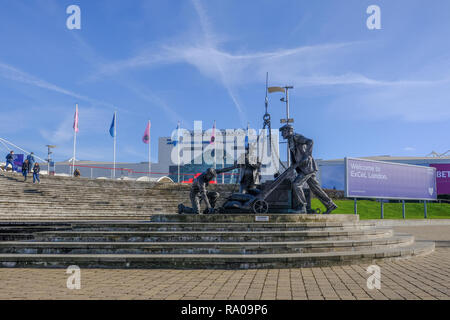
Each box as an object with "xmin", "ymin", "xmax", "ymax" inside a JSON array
[
  {"xmin": 0, "ymin": 61, "xmax": 116, "ymax": 111},
  {"xmin": 69, "ymin": 33, "xmax": 183, "ymax": 125},
  {"xmin": 82, "ymin": 1, "xmax": 450, "ymax": 124},
  {"xmin": 0, "ymin": 62, "xmax": 87, "ymax": 100},
  {"xmin": 327, "ymin": 80, "xmax": 450, "ymax": 123}
]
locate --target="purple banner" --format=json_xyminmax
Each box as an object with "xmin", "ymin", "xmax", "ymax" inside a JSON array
[
  {"xmin": 13, "ymin": 154, "xmax": 24, "ymax": 172},
  {"xmin": 345, "ymin": 158, "xmax": 437, "ymax": 200},
  {"xmin": 429, "ymin": 164, "xmax": 450, "ymax": 195}
]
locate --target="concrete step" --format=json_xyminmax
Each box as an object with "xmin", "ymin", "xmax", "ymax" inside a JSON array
[
  {"xmin": 33, "ymin": 229, "xmax": 393, "ymax": 242},
  {"xmin": 0, "ymin": 241, "xmax": 434, "ymax": 269},
  {"xmin": 0, "ymin": 234, "xmax": 35, "ymax": 241},
  {"xmin": 150, "ymin": 214, "xmax": 359, "ymax": 223},
  {"xmin": 0, "ymin": 216, "xmax": 151, "ymax": 221},
  {"xmin": 0, "ymin": 173, "xmax": 436, "ymax": 269},
  {"xmin": 0, "ymin": 221, "xmax": 376, "ymax": 232},
  {"xmin": 66, "ymin": 221, "xmax": 376, "ymax": 232},
  {"xmin": 0, "ymin": 236, "xmax": 414, "ymax": 255},
  {"xmin": 0, "ymin": 226, "xmax": 71, "ymax": 233}
]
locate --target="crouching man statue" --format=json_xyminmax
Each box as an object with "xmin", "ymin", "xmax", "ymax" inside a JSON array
[
  {"xmin": 178, "ymin": 166, "xmax": 237, "ymax": 214},
  {"xmin": 280, "ymin": 124, "xmax": 338, "ymax": 214}
]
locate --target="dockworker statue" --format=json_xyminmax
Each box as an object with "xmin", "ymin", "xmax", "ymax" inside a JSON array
[
  {"xmin": 236, "ymin": 145, "xmax": 261, "ymax": 195},
  {"xmin": 279, "ymin": 124, "xmax": 338, "ymax": 214},
  {"xmin": 178, "ymin": 166, "xmax": 237, "ymax": 214}
]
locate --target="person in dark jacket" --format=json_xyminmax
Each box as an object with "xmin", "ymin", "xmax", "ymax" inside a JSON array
[
  {"xmin": 32, "ymin": 163, "xmax": 40, "ymax": 184},
  {"xmin": 4, "ymin": 151, "xmax": 14, "ymax": 171},
  {"xmin": 22, "ymin": 159, "xmax": 30, "ymax": 181},
  {"xmin": 26, "ymin": 152, "xmax": 35, "ymax": 171},
  {"xmin": 280, "ymin": 124, "xmax": 337, "ymax": 214},
  {"xmin": 74, "ymin": 168, "xmax": 81, "ymax": 177}
]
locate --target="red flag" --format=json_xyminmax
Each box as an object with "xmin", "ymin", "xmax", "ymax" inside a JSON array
[
  {"xmin": 210, "ymin": 120, "xmax": 216, "ymax": 144},
  {"xmin": 142, "ymin": 121, "xmax": 151, "ymax": 144},
  {"xmin": 73, "ymin": 105, "xmax": 79, "ymax": 133}
]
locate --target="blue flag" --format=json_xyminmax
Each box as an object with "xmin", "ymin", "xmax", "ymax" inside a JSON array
[
  {"xmin": 245, "ymin": 123, "xmax": 249, "ymax": 149},
  {"xmin": 109, "ymin": 113, "xmax": 116, "ymax": 137},
  {"xmin": 167, "ymin": 121, "xmax": 180, "ymax": 146}
]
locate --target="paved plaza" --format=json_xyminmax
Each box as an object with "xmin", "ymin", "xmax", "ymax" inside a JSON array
[{"xmin": 0, "ymin": 225, "xmax": 449, "ymax": 300}]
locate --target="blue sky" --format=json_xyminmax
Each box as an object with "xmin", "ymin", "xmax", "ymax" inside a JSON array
[{"xmin": 0, "ymin": 0, "xmax": 449, "ymax": 163}]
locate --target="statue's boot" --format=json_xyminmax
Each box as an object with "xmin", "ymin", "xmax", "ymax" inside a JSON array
[
  {"xmin": 178, "ymin": 204, "xmax": 199, "ymax": 214},
  {"xmin": 323, "ymin": 203, "xmax": 338, "ymax": 214},
  {"xmin": 293, "ymin": 205, "xmax": 307, "ymax": 214}
]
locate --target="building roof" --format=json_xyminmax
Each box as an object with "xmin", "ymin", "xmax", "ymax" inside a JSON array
[{"xmin": 319, "ymin": 155, "xmax": 450, "ymax": 163}]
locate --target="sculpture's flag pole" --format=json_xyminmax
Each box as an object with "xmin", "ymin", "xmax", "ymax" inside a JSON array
[
  {"xmin": 109, "ymin": 111, "xmax": 117, "ymax": 178},
  {"xmin": 177, "ymin": 121, "xmax": 181, "ymax": 183},
  {"xmin": 72, "ymin": 104, "xmax": 79, "ymax": 176},
  {"xmin": 211, "ymin": 120, "xmax": 217, "ymax": 182},
  {"xmin": 148, "ymin": 120, "xmax": 151, "ymax": 178},
  {"xmin": 142, "ymin": 120, "xmax": 151, "ymax": 177}
]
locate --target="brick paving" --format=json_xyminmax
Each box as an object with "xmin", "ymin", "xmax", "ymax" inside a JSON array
[{"xmin": 0, "ymin": 225, "xmax": 449, "ymax": 300}]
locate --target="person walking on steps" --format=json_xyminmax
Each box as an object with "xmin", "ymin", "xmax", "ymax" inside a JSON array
[
  {"xmin": 26, "ymin": 152, "xmax": 35, "ymax": 172},
  {"xmin": 32, "ymin": 162, "xmax": 41, "ymax": 184},
  {"xmin": 4, "ymin": 151, "xmax": 14, "ymax": 171},
  {"xmin": 22, "ymin": 159, "xmax": 30, "ymax": 181}
]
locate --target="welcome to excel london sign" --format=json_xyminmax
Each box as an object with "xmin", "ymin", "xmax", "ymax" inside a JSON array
[{"xmin": 345, "ymin": 158, "xmax": 437, "ymax": 201}]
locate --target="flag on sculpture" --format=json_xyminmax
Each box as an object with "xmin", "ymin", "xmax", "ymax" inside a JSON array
[
  {"xmin": 268, "ymin": 86, "xmax": 285, "ymax": 94},
  {"xmin": 73, "ymin": 105, "xmax": 79, "ymax": 133},
  {"xmin": 142, "ymin": 121, "xmax": 151, "ymax": 144},
  {"xmin": 210, "ymin": 120, "xmax": 216, "ymax": 144},
  {"xmin": 109, "ymin": 112, "xmax": 116, "ymax": 138}
]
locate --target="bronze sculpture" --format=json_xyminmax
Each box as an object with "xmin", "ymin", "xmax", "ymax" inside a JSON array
[
  {"xmin": 236, "ymin": 147, "xmax": 261, "ymax": 195},
  {"xmin": 280, "ymin": 124, "xmax": 338, "ymax": 214},
  {"xmin": 178, "ymin": 166, "xmax": 237, "ymax": 214}
]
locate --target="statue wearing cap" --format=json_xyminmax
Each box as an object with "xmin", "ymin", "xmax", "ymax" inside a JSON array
[
  {"xmin": 178, "ymin": 166, "xmax": 237, "ymax": 214},
  {"xmin": 236, "ymin": 145, "xmax": 261, "ymax": 195},
  {"xmin": 280, "ymin": 124, "xmax": 338, "ymax": 214}
]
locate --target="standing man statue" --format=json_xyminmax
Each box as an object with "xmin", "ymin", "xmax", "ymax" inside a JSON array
[
  {"xmin": 178, "ymin": 166, "xmax": 237, "ymax": 214},
  {"xmin": 236, "ymin": 146, "xmax": 261, "ymax": 195},
  {"xmin": 280, "ymin": 124, "xmax": 338, "ymax": 214}
]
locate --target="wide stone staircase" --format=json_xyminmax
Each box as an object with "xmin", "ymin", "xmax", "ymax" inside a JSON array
[
  {"xmin": 0, "ymin": 172, "xmax": 434, "ymax": 269},
  {"xmin": 0, "ymin": 172, "xmax": 234, "ymax": 220}
]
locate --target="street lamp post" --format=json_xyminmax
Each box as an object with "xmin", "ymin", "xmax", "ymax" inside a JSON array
[
  {"xmin": 46, "ymin": 145, "xmax": 56, "ymax": 175},
  {"xmin": 280, "ymin": 86, "xmax": 294, "ymax": 167}
]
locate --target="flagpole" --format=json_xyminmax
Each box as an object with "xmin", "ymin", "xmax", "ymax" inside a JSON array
[
  {"xmin": 72, "ymin": 104, "xmax": 78, "ymax": 176},
  {"xmin": 213, "ymin": 120, "xmax": 217, "ymax": 183},
  {"xmin": 177, "ymin": 121, "xmax": 180, "ymax": 183},
  {"xmin": 221, "ymin": 121, "xmax": 224, "ymax": 184},
  {"xmin": 113, "ymin": 111, "xmax": 116, "ymax": 179},
  {"xmin": 72, "ymin": 130, "xmax": 76, "ymax": 176},
  {"xmin": 148, "ymin": 120, "xmax": 151, "ymax": 178}
]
